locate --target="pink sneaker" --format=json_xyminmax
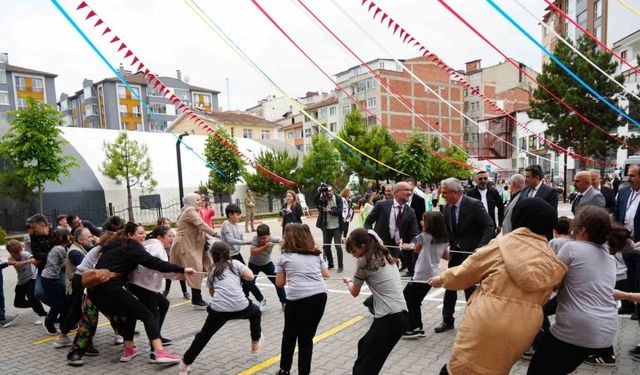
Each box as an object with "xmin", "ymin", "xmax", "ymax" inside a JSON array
[
  {"xmin": 150, "ymin": 348, "xmax": 182, "ymax": 364},
  {"xmin": 119, "ymin": 346, "xmax": 139, "ymax": 362},
  {"xmin": 178, "ymin": 360, "xmax": 191, "ymax": 374}
]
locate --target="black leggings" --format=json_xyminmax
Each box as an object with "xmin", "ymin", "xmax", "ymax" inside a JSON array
[
  {"xmin": 280, "ymin": 293, "xmax": 327, "ymax": 375},
  {"xmin": 14, "ymin": 278, "xmax": 47, "ymax": 316},
  {"xmin": 128, "ymin": 283, "xmax": 169, "ymax": 337},
  {"xmin": 183, "ymin": 303, "xmax": 261, "ymax": 365},
  {"xmin": 403, "ymin": 282, "xmax": 431, "ymax": 331},
  {"xmin": 165, "ymin": 279, "xmax": 187, "ymax": 294},
  {"xmin": 527, "ymin": 332, "xmax": 609, "ymax": 375},
  {"xmin": 61, "ymin": 274, "xmax": 85, "ymax": 334},
  {"xmin": 89, "ymin": 281, "xmax": 160, "ymax": 342},
  {"xmin": 353, "ymin": 311, "xmax": 408, "ymax": 375},
  {"xmin": 231, "ymin": 254, "xmax": 262, "ymax": 300}
]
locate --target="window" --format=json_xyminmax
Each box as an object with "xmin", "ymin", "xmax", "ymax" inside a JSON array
[
  {"xmin": 174, "ymin": 88, "xmax": 190, "ymax": 101},
  {"xmin": 329, "ymin": 122, "xmax": 337, "ymax": 132},
  {"xmin": 85, "ymin": 104, "xmax": 98, "ymax": 116},
  {"xmin": 0, "ymin": 112, "xmax": 8, "ymax": 124},
  {"xmin": 621, "ymin": 50, "xmax": 628, "ymax": 60},
  {"xmin": 594, "ymin": 25, "xmax": 602, "ymax": 40},
  {"xmin": 367, "ymin": 97, "xmax": 377, "ymax": 109},
  {"xmin": 17, "ymin": 97, "xmax": 27, "ymax": 109},
  {"xmin": 329, "ymin": 106, "xmax": 336, "ymax": 116},
  {"xmin": 151, "ymin": 103, "xmax": 167, "ymax": 114},
  {"xmin": 132, "ymin": 106, "xmax": 141, "ymax": 117},
  {"xmin": 319, "ymin": 108, "xmax": 327, "ymax": 118},
  {"xmin": 118, "ymin": 86, "xmax": 127, "ymax": 98},
  {"xmin": 149, "ymin": 120, "xmax": 166, "ymax": 131},
  {"xmin": 230, "ymin": 127, "xmax": 235, "ymax": 137},
  {"xmin": 594, "ymin": 0, "xmax": 601, "ymax": 19},
  {"xmin": 464, "ymin": 88, "xmax": 468, "ymax": 97},
  {"xmin": 366, "ymin": 79, "xmax": 377, "ymax": 90},
  {"xmin": 0, "ymin": 91, "xmax": 8, "ymax": 105},
  {"xmin": 0, "ymin": 69, "xmax": 6, "ymax": 84},
  {"xmin": 15, "ymin": 76, "xmax": 26, "ymax": 91},
  {"xmin": 304, "ymin": 128, "xmax": 312, "ymax": 137},
  {"xmin": 148, "ymin": 86, "xmax": 163, "ymax": 97},
  {"xmin": 342, "ymin": 105, "xmax": 350, "ymax": 115},
  {"xmin": 357, "ymin": 80, "xmax": 367, "ymax": 93},
  {"xmin": 287, "ymin": 131, "xmax": 295, "ymax": 139},
  {"xmin": 243, "ymin": 128, "xmax": 252, "ymax": 138},
  {"xmin": 576, "ymin": 11, "xmax": 587, "ymax": 28},
  {"xmin": 119, "ymin": 104, "xmax": 128, "ymax": 116},
  {"xmin": 261, "ymin": 130, "xmax": 270, "ymax": 140}
]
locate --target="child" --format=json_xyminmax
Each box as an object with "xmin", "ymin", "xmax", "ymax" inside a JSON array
[
  {"xmin": 548, "ymin": 216, "xmax": 572, "ymax": 254},
  {"xmin": 275, "ymin": 223, "xmax": 329, "ymax": 375},
  {"xmin": 179, "ymin": 242, "xmax": 263, "ymax": 374},
  {"xmin": 248, "ymin": 224, "xmax": 287, "ymax": 311},
  {"xmin": 41, "ymin": 228, "xmax": 72, "ymax": 336},
  {"xmin": 402, "ymin": 212, "xmax": 449, "ymax": 339},
  {"xmin": 0, "ymin": 253, "xmax": 18, "ymax": 328},
  {"xmin": 6, "ymin": 240, "xmax": 47, "ymax": 324},
  {"xmin": 343, "ymin": 228, "xmax": 408, "ymax": 375},
  {"xmin": 220, "ymin": 204, "xmax": 261, "ymax": 303}
]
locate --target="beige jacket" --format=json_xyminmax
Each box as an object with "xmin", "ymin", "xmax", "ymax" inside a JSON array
[
  {"xmin": 170, "ymin": 207, "xmax": 216, "ymax": 288},
  {"xmin": 441, "ymin": 227, "xmax": 567, "ymax": 375}
]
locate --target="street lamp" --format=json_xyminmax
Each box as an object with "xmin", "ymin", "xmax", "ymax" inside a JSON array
[{"xmin": 176, "ymin": 132, "xmax": 189, "ymax": 208}]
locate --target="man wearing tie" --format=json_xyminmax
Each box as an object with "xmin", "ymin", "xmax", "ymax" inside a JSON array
[
  {"xmin": 501, "ymin": 174, "xmax": 525, "ymax": 235},
  {"xmin": 571, "ymin": 171, "xmax": 605, "ymax": 215},
  {"xmin": 521, "ymin": 165, "xmax": 558, "ymax": 239},
  {"xmin": 434, "ymin": 178, "xmax": 495, "ymax": 333}
]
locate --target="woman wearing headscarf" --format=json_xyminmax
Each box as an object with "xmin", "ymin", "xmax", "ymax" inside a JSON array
[
  {"xmin": 428, "ymin": 198, "xmax": 568, "ymax": 375},
  {"xmin": 170, "ymin": 193, "xmax": 217, "ymax": 309}
]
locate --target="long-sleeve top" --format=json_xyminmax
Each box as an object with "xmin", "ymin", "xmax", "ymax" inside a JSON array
[
  {"xmin": 30, "ymin": 230, "xmax": 53, "ymax": 272},
  {"xmin": 221, "ymin": 220, "xmax": 244, "ymax": 256},
  {"xmin": 41, "ymin": 245, "xmax": 67, "ymax": 279},
  {"xmin": 129, "ymin": 238, "xmax": 173, "ymax": 293},
  {"xmin": 95, "ymin": 238, "xmax": 184, "ymax": 286}
]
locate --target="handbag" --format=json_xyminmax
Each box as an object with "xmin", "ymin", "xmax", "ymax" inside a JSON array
[{"xmin": 81, "ymin": 269, "xmax": 118, "ymax": 288}]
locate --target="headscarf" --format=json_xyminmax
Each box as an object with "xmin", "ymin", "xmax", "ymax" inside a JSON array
[
  {"xmin": 182, "ymin": 193, "xmax": 200, "ymax": 210},
  {"xmin": 511, "ymin": 197, "xmax": 557, "ymax": 236}
]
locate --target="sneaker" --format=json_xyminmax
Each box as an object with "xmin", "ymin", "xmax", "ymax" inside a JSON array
[
  {"xmin": 183, "ymin": 292, "xmax": 191, "ymax": 300},
  {"xmin": 401, "ymin": 330, "xmax": 422, "ymax": 340},
  {"xmin": 415, "ymin": 329, "xmax": 426, "ymax": 337},
  {"xmin": 161, "ymin": 337, "xmax": 173, "ymax": 346},
  {"xmin": 633, "ymin": 353, "xmax": 640, "ymax": 362},
  {"xmin": 67, "ymin": 351, "xmax": 84, "ymax": 366},
  {"xmin": 583, "ymin": 354, "xmax": 616, "ymax": 366},
  {"xmin": 178, "ymin": 360, "xmax": 191, "ymax": 374},
  {"xmin": 43, "ymin": 320, "xmax": 58, "ymax": 335},
  {"xmin": 629, "ymin": 345, "xmax": 640, "ymax": 355},
  {"xmin": 114, "ymin": 334, "xmax": 124, "ymax": 345},
  {"xmin": 1, "ymin": 313, "xmax": 19, "ymax": 328},
  {"xmin": 150, "ymin": 348, "xmax": 181, "ymax": 364},
  {"xmin": 85, "ymin": 346, "xmax": 99, "ymax": 356},
  {"xmin": 276, "ymin": 370, "xmax": 291, "ymax": 375},
  {"xmin": 162, "ymin": 290, "xmax": 169, "ymax": 298},
  {"xmin": 281, "ymin": 302, "xmax": 286, "ymax": 312},
  {"xmin": 191, "ymin": 300, "xmax": 207, "ymax": 310},
  {"xmin": 251, "ymin": 335, "xmax": 264, "ymax": 354},
  {"xmin": 337, "ymin": 267, "xmax": 344, "ymax": 273},
  {"xmin": 259, "ymin": 299, "xmax": 267, "ymax": 311},
  {"xmin": 53, "ymin": 336, "xmax": 73, "ymax": 348},
  {"xmin": 120, "ymin": 346, "xmax": 139, "ymax": 362},
  {"xmin": 34, "ymin": 318, "xmax": 44, "ymax": 325}
]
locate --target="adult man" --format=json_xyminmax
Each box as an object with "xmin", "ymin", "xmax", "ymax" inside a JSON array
[
  {"xmin": 406, "ymin": 178, "xmax": 427, "ymax": 230},
  {"xmin": 244, "ymin": 189, "xmax": 256, "ymax": 233},
  {"xmin": 314, "ymin": 184, "xmax": 344, "ymax": 271},
  {"xmin": 27, "ymin": 214, "xmax": 53, "ymax": 305},
  {"xmin": 571, "ymin": 171, "xmax": 605, "ymax": 215},
  {"xmin": 67, "ymin": 214, "xmax": 102, "ymax": 238},
  {"xmin": 383, "ymin": 184, "xmax": 394, "ymax": 200},
  {"xmin": 589, "ymin": 169, "xmax": 616, "ymax": 212},
  {"xmin": 502, "ymin": 174, "xmax": 525, "ymax": 235},
  {"xmin": 521, "ymin": 165, "xmax": 558, "ymax": 239},
  {"xmin": 435, "ymin": 178, "xmax": 495, "ymax": 333},
  {"xmin": 466, "ymin": 171, "xmax": 504, "ymax": 233}
]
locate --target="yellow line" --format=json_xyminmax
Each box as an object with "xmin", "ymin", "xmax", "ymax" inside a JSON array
[
  {"xmin": 237, "ymin": 315, "xmax": 364, "ymax": 375},
  {"xmin": 31, "ymin": 300, "xmax": 191, "ymax": 345}
]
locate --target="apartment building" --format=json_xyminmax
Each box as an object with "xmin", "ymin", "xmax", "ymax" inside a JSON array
[
  {"xmin": 169, "ymin": 109, "xmax": 281, "ymax": 141},
  {"xmin": 302, "ymin": 95, "xmax": 339, "ymax": 152},
  {"xmin": 58, "ymin": 68, "xmax": 219, "ymax": 132},
  {"xmin": 0, "ymin": 53, "xmax": 57, "ymax": 125}
]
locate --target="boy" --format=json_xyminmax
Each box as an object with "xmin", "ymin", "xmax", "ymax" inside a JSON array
[
  {"xmin": 0, "ymin": 253, "xmax": 18, "ymax": 328},
  {"xmin": 548, "ymin": 216, "xmax": 572, "ymax": 254},
  {"xmin": 249, "ymin": 224, "xmax": 287, "ymax": 310},
  {"xmin": 6, "ymin": 239, "xmax": 47, "ymax": 324}
]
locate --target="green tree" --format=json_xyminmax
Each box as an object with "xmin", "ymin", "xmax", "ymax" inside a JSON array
[
  {"xmin": 0, "ymin": 97, "xmax": 78, "ymax": 211},
  {"xmin": 394, "ymin": 133, "xmax": 431, "ymax": 182},
  {"xmin": 299, "ymin": 133, "xmax": 343, "ymax": 190},
  {"xmin": 244, "ymin": 150, "xmax": 300, "ymax": 203},
  {"xmin": 204, "ymin": 127, "xmax": 245, "ymax": 196},
  {"xmin": 100, "ymin": 132, "xmax": 157, "ymax": 221},
  {"xmin": 528, "ymin": 36, "xmax": 626, "ymax": 169},
  {"xmin": 426, "ymin": 138, "xmax": 473, "ymax": 183}
]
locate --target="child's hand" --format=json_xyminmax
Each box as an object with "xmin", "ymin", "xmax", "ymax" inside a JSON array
[
  {"xmin": 427, "ymin": 276, "xmax": 443, "ymax": 288},
  {"xmin": 7, "ymin": 259, "xmax": 16, "ymax": 266},
  {"xmin": 342, "ymin": 277, "xmax": 352, "ymax": 284},
  {"xmin": 245, "ymin": 239, "xmax": 252, "ymax": 245},
  {"xmin": 183, "ymin": 267, "xmax": 196, "ymax": 275}
]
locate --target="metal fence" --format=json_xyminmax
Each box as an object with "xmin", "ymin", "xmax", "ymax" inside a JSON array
[{"xmin": 0, "ymin": 203, "xmax": 108, "ymax": 233}]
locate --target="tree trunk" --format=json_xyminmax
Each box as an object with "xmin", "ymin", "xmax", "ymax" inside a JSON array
[{"xmin": 127, "ymin": 183, "xmax": 134, "ymax": 221}]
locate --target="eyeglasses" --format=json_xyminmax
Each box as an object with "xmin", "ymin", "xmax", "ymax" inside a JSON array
[{"xmin": 478, "ymin": 177, "xmax": 488, "ymax": 181}]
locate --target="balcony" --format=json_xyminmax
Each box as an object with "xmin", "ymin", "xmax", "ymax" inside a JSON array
[{"xmin": 120, "ymin": 112, "xmax": 142, "ymax": 118}]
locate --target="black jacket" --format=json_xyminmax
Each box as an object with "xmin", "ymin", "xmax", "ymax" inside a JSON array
[
  {"xmin": 364, "ymin": 199, "xmax": 419, "ymax": 250},
  {"xmin": 280, "ymin": 203, "xmax": 303, "ymax": 227},
  {"xmin": 410, "ymin": 194, "xmax": 426, "ymax": 230},
  {"xmin": 444, "ymin": 196, "xmax": 495, "ymax": 254},
  {"xmin": 314, "ymin": 192, "xmax": 344, "ymax": 230},
  {"xmin": 30, "ymin": 229, "xmax": 53, "ymax": 272},
  {"xmin": 466, "ymin": 186, "xmax": 505, "ymax": 227},
  {"xmin": 521, "ymin": 183, "xmax": 559, "ymax": 211},
  {"xmin": 600, "ymin": 185, "xmax": 616, "ymax": 213}
]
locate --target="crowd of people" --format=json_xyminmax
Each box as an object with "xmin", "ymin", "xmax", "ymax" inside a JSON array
[{"xmin": 0, "ymin": 163, "xmax": 639, "ymax": 375}]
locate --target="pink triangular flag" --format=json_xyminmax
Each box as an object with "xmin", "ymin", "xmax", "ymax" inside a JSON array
[
  {"xmin": 110, "ymin": 36, "xmax": 120, "ymax": 44},
  {"xmin": 77, "ymin": 1, "xmax": 88, "ymax": 10},
  {"xmin": 124, "ymin": 50, "xmax": 133, "ymax": 58},
  {"xmin": 94, "ymin": 19, "xmax": 103, "ymax": 27},
  {"xmin": 118, "ymin": 43, "xmax": 127, "ymax": 52},
  {"xmin": 102, "ymin": 27, "xmax": 111, "ymax": 36},
  {"xmin": 85, "ymin": 10, "xmax": 96, "ymax": 20}
]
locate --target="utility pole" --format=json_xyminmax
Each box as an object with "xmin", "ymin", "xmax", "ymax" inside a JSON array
[{"xmin": 176, "ymin": 132, "xmax": 189, "ymax": 208}]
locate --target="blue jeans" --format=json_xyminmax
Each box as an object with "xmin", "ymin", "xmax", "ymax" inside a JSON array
[
  {"xmin": 41, "ymin": 276, "xmax": 69, "ymax": 325},
  {"xmin": 248, "ymin": 262, "xmax": 287, "ymax": 303}
]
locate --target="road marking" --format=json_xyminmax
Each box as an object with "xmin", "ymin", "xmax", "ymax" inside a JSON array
[
  {"xmin": 31, "ymin": 300, "xmax": 191, "ymax": 345},
  {"xmin": 237, "ymin": 315, "xmax": 364, "ymax": 375}
]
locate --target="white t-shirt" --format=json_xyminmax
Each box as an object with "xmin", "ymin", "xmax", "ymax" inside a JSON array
[
  {"xmin": 479, "ymin": 189, "xmax": 489, "ymax": 213},
  {"xmin": 413, "ymin": 233, "xmax": 448, "ymax": 281},
  {"xmin": 207, "ymin": 260, "xmax": 250, "ymax": 312}
]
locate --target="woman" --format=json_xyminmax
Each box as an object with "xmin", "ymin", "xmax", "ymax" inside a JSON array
[
  {"xmin": 275, "ymin": 223, "xmax": 329, "ymax": 375},
  {"xmin": 89, "ymin": 222, "xmax": 194, "ymax": 364},
  {"xmin": 527, "ymin": 206, "xmax": 630, "ymax": 374},
  {"xmin": 171, "ymin": 193, "xmax": 217, "ymax": 308},
  {"xmin": 199, "ymin": 196, "xmax": 215, "ymax": 228},
  {"xmin": 280, "ymin": 190, "xmax": 303, "ymax": 235},
  {"xmin": 427, "ymin": 198, "xmax": 568, "ymax": 375},
  {"xmin": 340, "ymin": 188, "xmax": 354, "ymax": 239},
  {"xmin": 358, "ymin": 193, "xmax": 375, "ymax": 228},
  {"xmin": 343, "ymin": 228, "xmax": 407, "ymax": 375},
  {"xmin": 41, "ymin": 229, "xmax": 72, "ymax": 335}
]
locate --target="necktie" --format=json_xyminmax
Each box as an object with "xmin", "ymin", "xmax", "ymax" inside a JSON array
[
  {"xmin": 396, "ymin": 205, "xmax": 404, "ymax": 227},
  {"xmin": 529, "ymin": 188, "xmax": 536, "ymax": 198},
  {"xmin": 572, "ymin": 194, "xmax": 583, "ymax": 213},
  {"xmin": 451, "ymin": 205, "xmax": 458, "ymax": 234}
]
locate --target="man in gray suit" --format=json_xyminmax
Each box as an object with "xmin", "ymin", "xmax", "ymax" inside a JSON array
[
  {"xmin": 571, "ymin": 171, "xmax": 605, "ymax": 215},
  {"xmin": 502, "ymin": 174, "xmax": 525, "ymax": 234}
]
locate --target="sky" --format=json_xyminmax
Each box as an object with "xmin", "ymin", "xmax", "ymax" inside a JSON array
[{"xmin": 0, "ymin": 0, "xmax": 549, "ymax": 111}]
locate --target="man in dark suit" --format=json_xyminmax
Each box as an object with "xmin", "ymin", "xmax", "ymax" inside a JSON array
[
  {"xmin": 590, "ymin": 169, "xmax": 616, "ymax": 212},
  {"xmin": 403, "ymin": 178, "xmax": 427, "ymax": 276},
  {"xmin": 435, "ymin": 178, "xmax": 495, "ymax": 333},
  {"xmin": 466, "ymin": 171, "xmax": 504, "ymax": 233},
  {"xmin": 521, "ymin": 165, "xmax": 558, "ymax": 239}
]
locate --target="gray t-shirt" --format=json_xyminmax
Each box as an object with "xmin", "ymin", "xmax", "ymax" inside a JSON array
[
  {"xmin": 15, "ymin": 251, "xmax": 36, "ymax": 285},
  {"xmin": 550, "ymin": 241, "xmax": 618, "ymax": 348},
  {"xmin": 275, "ymin": 252, "xmax": 328, "ymax": 301},
  {"xmin": 353, "ymin": 257, "xmax": 407, "ymax": 318},
  {"xmin": 221, "ymin": 220, "xmax": 244, "ymax": 256},
  {"xmin": 75, "ymin": 246, "xmax": 102, "ymax": 275},
  {"xmin": 548, "ymin": 237, "xmax": 572, "ymax": 254},
  {"xmin": 207, "ymin": 260, "xmax": 250, "ymax": 312},
  {"xmin": 41, "ymin": 245, "xmax": 67, "ymax": 279},
  {"xmin": 413, "ymin": 233, "xmax": 448, "ymax": 281},
  {"xmin": 249, "ymin": 236, "xmax": 281, "ymax": 266}
]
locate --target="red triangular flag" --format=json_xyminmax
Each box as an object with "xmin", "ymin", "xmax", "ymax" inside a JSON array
[
  {"xmin": 400, "ymin": 28, "xmax": 406, "ymax": 39},
  {"xmin": 102, "ymin": 27, "xmax": 111, "ymax": 36},
  {"xmin": 381, "ymin": 13, "xmax": 387, "ymax": 24},
  {"xmin": 388, "ymin": 17, "xmax": 394, "ymax": 28},
  {"xmin": 143, "ymin": 69, "xmax": 150, "ymax": 76},
  {"xmin": 85, "ymin": 10, "xmax": 96, "ymax": 20},
  {"xmin": 368, "ymin": 2, "xmax": 376, "ymax": 12},
  {"xmin": 94, "ymin": 19, "xmax": 103, "ymax": 27},
  {"xmin": 403, "ymin": 33, "xmax": 410, "ymax": 43},
  {"xmin": 178, "ymin": 103, "xmax": 186, "ymax": 109},
  {"xmin": 124, "ymin": 50, "xmax": 133, "ymax": 58},
  {"xmin": 374, "ymin": 7, "xmax": 382, "ymax": 18},
  {"xmin": 110, "ymin": 36, "xmax": 120, "ymax": 44},
  {"xmin": 361, "ymin": 0, "xmax": 368, "ymax": 5},
  {"xmin": 77, "ymin": 1, "xmax": 88, "ymax": 10},
  {"xmin": 118, "ymin": 43, "xmax": 127, "ymax": 52},
  {"xmin": 418, "ymin": 46, "xmax": 426, "ymax": 53},
  {"xmin": 137, "ymin": 62, "xmax": 144, "ymax": 71},
  {"xmin": 393, "ymin": 24, "xmax": 399, "ymax": 34},
  {"xmin": 154, "ymin": 80, "xmax": 161, "ymax": 89},
  {"xmin": 132, "ymin": 56, "xmax": 139, "ymax": 66}
]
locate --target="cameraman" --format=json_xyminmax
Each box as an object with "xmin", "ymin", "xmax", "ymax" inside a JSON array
[{"xmin": 314, "ymin": 183, "xmax": 344, "ymax": 272}]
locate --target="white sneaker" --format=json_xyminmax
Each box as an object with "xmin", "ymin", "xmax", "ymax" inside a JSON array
[
  {"xmin": 178, "ymin": 360, "xmax": 191, "ymax": 374},
  {"xmin": 1, "ymin": 313, "xmax": 18, "ymax": 328},
  {"xmin": 114, "ymin": 334, "xmax": 124, "ymax": 345},
  {"xmin": 53, "ymin": 336, "xmax": 73, "ymax": 348},
  {"xmin": 251, "ymin": 335, "xmax": 264, "ymax": 354},
  {"xmin": 34, "ymin": 319, "xmax": 44, "ymax": 325},
  {"xmin": 258, "ymin": 299, "xmax": 267, "ymax": 311}
]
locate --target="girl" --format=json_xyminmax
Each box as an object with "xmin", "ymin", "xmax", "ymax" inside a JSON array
[
  {"xmin": 179, "ymin": 242, "xmax": 263, "ymax": 375},
  {"xmin": 342, "ymin": 228, "xmax": 408, "ymax": 375},
  {"xmin": 280, "ymin": 190, "xmax": 303, "ymax": 235},
  {"xmin": 128, "ymin": 225, "xmax": 176, "ymax": 347},
  {"xmin": 340, "ymin": 188, "xmax": 354, "ymax": 239},
  {"xmin": 358, "ymin": 193, "xmax": 375, "ymax": 228},
  {"xmin": 527, "ymin": 206, "xmax": 630, "ymax": 374},
  {"xmin": 402, "ymin": 212, "xmax": 449, "ymax": 339},
  {"xmin": 199, "ymin": 196, "xmax": 215, "ymax": 228},
  {"xmin": 89, "ymin": 222, "xmax": 194, "ymax": 364},
  {"xmin": 41, "ymin": 228, "xmax": 72, "ymax": 336},
  {"xmin": 275, "ymin": 223, "xmax": 329, "ymax": 375}
]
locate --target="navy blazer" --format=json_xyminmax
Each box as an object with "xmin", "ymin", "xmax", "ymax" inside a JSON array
[
  {"xmin": 614, "ymin": 186, "xmax": 640, "ymax": 241},
  {"xmin": 364, "ymin": 199, "xmax": 419, "ymax": 249},
  {"xmin": 443, "ymin": 196, "xmax": 495, "ymax": 254}
]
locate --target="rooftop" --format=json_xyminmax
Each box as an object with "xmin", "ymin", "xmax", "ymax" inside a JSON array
[{"xmin": 4, "ymin": 64, "xmax": 57, "ymax": 78}]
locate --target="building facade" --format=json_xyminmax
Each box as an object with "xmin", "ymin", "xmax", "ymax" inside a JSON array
[
  {"xmin": 169, "ymin": 110, "xmax": 282, "ymax": 141},
  {"xmin": 302, "ymin": 95, "xmax": 339, "ymax": 152},
  {"xmin": 59, "ymin": 68, "xmax": 219, "ymax": 132},
  {"xmin": 0, "ymin": 52, "xmax": 57, "ymax": 125}
]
